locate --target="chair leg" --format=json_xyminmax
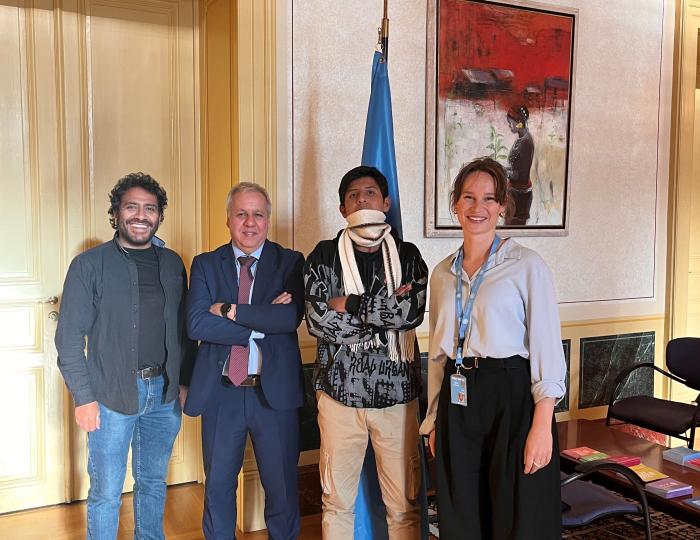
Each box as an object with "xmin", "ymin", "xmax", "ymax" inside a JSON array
[{"xmin": 642, "ymin": 507, "xmax": 652, "ymax": 540}]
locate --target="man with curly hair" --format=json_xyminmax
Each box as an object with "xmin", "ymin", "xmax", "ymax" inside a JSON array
[{"xmin": 55, "ymin": 172, "xmax": 194, "ymax": 540}]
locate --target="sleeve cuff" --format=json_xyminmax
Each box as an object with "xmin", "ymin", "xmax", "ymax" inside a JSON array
[
  {"xmin": 72, "ymin": 388, "xmax": 97, "ymax": 407},
  {"xmin": 531, "ymin": 380, "xmax": 566, "ymax": 405}
]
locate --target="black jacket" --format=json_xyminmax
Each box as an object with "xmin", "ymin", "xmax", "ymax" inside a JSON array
[{"xmin": 55, "ymin": 235, "xmax": 195, "ymax": 414}]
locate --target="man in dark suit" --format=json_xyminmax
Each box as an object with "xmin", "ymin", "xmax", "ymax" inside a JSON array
[{"xmin": 184, "ymin": 182, "xmax": 305, "ymax": 540}]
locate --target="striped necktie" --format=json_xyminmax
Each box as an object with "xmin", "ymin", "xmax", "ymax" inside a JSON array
[{"xmin": 227, "ymin": 256, "xmax": 255, "ymax": 385}]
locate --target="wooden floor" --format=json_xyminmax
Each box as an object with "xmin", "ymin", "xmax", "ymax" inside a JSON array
[{"xmin": 0, "ymin": 483, "xmax": 322, "ymax": 540}]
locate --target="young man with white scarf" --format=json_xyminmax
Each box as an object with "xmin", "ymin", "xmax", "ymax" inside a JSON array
[{"xmin": 304, "ymin": 166, "xmax": 428, "ymax": 539}]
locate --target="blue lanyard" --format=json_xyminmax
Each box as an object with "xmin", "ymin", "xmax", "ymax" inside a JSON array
[{"xmin": 455, "ymin": 236, "xmax": 501, "ymax": 367}]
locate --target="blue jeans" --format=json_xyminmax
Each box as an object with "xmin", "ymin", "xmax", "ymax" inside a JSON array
[{"xmin": 86, "ymin": 375, "xmax": 182, "ymax": 540}]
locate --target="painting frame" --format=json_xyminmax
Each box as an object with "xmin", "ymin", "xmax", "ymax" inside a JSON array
[{"xmin": 425, "ymin": 0, "xmax": 578, "ymax": 237}]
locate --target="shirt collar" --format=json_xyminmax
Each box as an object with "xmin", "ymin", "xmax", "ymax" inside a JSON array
[
  {"xmin": 448, "ymin": 237, "xmax": 521, "ymax": 276},
  {"xmin": 231, "ymin": 241, "xmax": 264, "ymax": 262}
]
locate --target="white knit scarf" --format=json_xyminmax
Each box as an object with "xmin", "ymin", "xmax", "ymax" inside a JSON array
[{"xmin": 339, "ymin": 209, "xmax": 415, "ymax": 363}]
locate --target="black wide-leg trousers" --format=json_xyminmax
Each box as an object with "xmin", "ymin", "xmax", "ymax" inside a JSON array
[{"xmin": 435, "ymin": 357, "xmax": 561, "ymax": 540}]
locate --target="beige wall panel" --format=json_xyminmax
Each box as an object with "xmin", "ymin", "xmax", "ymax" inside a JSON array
[
  {"xmin": 287, "ymin": 0, "xmax": 673, "ymax": 322},
  {"xmin": 85, "ymin": 0, "xmax": 180, "ymax": 246},
  {"xmin": 201, "ymin": 0, "xmax": 235, "ymax": 249},
  {"xmin": 686, "ymin": 90, "xmax": 700, "ymax": 337}
]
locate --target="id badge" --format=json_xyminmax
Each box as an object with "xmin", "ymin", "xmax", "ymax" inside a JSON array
[{"xmin": 450, "ymin": 373, "xmax": 468, "ymax": 407}]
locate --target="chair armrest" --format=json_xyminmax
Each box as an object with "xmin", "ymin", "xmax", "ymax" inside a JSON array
[
  {"xmin": 607, "ymin": 362, "xmax": 684, "ymax": 409},
  {"xmin": 566, "ymin": 461, "xmax": 643, "ymax": 490},
  {"xmin": 562, "ymin": 461, "xmax": 650, "ymax": 512}
]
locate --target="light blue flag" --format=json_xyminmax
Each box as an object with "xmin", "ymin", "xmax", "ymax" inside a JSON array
[
  {"xmin": 353, "ymin": 50, "xmax": 429, "ymax": 540},
  {"xmin": 361, "ymin": 50, "xmax": 402, "ymax": 238}
]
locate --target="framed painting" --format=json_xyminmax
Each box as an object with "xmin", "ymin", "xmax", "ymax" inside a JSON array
[{"xmin": 425, "ymin": 0, "xmax": 577, "ymax": 237}]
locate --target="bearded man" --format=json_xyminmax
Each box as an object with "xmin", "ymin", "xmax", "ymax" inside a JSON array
[{"xmin": 56, "ymin": 172, "xmax": 194, "ymax": 540}]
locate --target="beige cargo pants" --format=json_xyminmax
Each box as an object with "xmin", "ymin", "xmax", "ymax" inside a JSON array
[{"xmin": 316, "ymin": 391, "xmax": 421, "ymax": 540}]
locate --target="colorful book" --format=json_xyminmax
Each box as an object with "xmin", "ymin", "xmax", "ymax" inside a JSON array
[
  {"xmin": 662, "ymin": 446, "xmax": 700, "ymax": 466},
  {"xmin": 630, "ymin": 463, "xmax": 669, "ymax": 483},
  {"xmin": 562, "ymin": 447, "xmax": 601, "ymax": 460},
  {"xmin": 604, "ymin": 455, "xmax": 642, "ymax": 467},
  {"xmin": 686, "ymin": 457, "xmax": 700, "ymax": 472},
  {"xmin": 684, "ymin": 497, "xmax": 700, "ymax": 509},
  {"xmin": 644, "ymin": 478, "xmax": 693, "ymax": 498},
  {"xmin": 578, "ymin": 452, "xmax": 610, "ymax": 462}
]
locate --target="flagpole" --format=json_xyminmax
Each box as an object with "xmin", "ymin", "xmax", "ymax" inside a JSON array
[{"xmin": 380, "ymin": 0, "xmax": 389, "ymax": 61}]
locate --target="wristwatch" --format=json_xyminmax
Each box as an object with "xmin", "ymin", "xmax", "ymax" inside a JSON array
[{"xmin": 220, "ymin": 303, "xmax": 232, "ymax": 319}]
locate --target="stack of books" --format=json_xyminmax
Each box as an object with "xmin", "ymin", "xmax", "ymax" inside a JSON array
[
  {"xmin": 562, "ymin": 446, "xmax": 640, "ymax": 466},
  {"xmin": 662, "ymin": 446, "xmax": 700, "ymax": 466},
  {"xmin": 562, "ymin": 445, "xmax": 697, "ymax": 501},
  {"xmin": 644, "ymin": 478, "xmax": 693, "ymax": 499}
]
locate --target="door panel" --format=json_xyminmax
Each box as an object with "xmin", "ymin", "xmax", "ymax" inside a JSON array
[{"xmin": 0, "ymin": 0, "xmax": 65, "ymax": 513}]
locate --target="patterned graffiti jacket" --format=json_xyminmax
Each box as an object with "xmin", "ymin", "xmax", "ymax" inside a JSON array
[{"xmin": 304, "ymin": 231, "xmax": 428, "ymax": 408}]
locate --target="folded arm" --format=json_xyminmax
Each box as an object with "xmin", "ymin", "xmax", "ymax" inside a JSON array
[
  {"xmin": 360, "ymin": 248, "xmax": 428, "ymax": 330},
  {"xmin": 236, "ymin": 253, "xmax": 305, "ymax": 334},
  {"xmin": 304, "ymin": 256, "xmax": 375, "ymax": 345},
  {"xmin": 186, "ymin": 255, "xmax": 252, "ymax": 346}
]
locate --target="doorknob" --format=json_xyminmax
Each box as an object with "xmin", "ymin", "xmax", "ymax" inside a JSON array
[
  {"xmin": 42, "ymin": 296, "xmax": 59, "ymax": 305},
  {"xmin": 48, "ymin": 311, "xmax": 59, "ymax": 321}
]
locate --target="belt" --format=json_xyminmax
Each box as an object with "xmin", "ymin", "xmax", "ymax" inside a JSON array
[
  {"xmin": 221, "ymin": 375, "xmax": 261, "ymax": 387},
  {"xmin": 456, "ymin": 356, "xmax": 528, "ymax": 370},
  {"xmin": 136, "ymin": 365, "xmax": 163, "ymax": 379}
]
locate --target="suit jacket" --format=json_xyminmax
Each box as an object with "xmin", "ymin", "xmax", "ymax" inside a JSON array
[{"xmin": 184, "ymin": 239, "xmax": 305, "ymax": 416}]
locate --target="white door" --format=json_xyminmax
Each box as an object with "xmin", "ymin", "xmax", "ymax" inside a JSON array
[{"xmin": 0, "ymin": 0, "xmax": 66, "ymax": 513}]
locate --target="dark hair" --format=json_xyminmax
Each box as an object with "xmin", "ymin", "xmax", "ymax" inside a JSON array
[
  {"xmin": 108, "ymin": 172, "xmax": 168, "ymax": 229},
  {"xmin": 338, "ymin": 166, "xmax": 389, "ymax": 204},
  {"xmin": 507, "ymin": 104, "xmax": 529, "ymax": 123},
  {"xmin": 449, "ymin": 157, "xmax": 510, "ymax": 213}
]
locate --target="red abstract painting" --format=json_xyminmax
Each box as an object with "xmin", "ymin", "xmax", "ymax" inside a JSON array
[{"xmin": 430, "ymin": 0, "xmax": 575, "ymax": 233}]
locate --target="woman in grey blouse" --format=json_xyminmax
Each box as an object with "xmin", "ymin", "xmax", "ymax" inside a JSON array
[{"xmin": 419, "ymin": 157, "xmax": 566, "ymax": 539}]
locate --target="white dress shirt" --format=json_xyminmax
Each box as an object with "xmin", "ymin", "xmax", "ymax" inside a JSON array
[{"xmin": 419, "ymin": 238, "xmax": 567, "ymax": 434}]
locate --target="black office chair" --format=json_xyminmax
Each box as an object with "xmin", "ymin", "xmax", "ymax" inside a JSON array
[
  {"xmin": 606, "ymin": 337, "xmax": 700, "ymax": 448},
  {"xmin": 562, "ymin": 461, "xmax": 652, "ymax": 539}
]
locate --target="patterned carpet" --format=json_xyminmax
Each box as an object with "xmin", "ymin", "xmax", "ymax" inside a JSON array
[
  {"xmin": 562, "ymin": 504, "xmax": 700, "ymax": 539},
  {"xmin": 427, "ymin": 498, "xmax": 700, "ymax": 538}
]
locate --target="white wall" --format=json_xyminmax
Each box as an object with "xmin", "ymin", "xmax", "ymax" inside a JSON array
[{"xmin": 278, "ymin": 0, "xmax": 674, "ymax": 322}]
